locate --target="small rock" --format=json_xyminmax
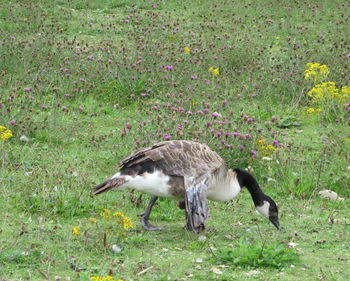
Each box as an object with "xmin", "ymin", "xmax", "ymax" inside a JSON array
[
  {"xmin": 198, "ymin": 235, "xmax": 207, "ymax": 241},
  {"xmin": 245, "ymin": 270, "xmax": 260, "ymax": 276},
  {"xmin": 20, "ymin": 135, "xmax": 29, "ymax": 142},
  {"xmin": 111, "ymin": 244, "xmax": 122, "ymax": 254},
  {"xmin": 288, "ymin": 242, "xmax": 298, "ymax": 248},
  {"xmin": 211, "ymin": 267, "xmax": 223, "ymax": 275},
  {"xmin": 319, "ymin": 190, "xmax": 344, "ymax": 201}
]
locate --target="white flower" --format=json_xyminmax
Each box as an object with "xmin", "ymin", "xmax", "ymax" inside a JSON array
[{"xmin": 262, "ymin": 157, "xmax": 272, "ymax": 161}]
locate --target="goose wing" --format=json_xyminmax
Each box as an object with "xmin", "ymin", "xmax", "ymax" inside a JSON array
[{"xmin": 120, "ymin": 140, "xmax": 226, "ymax": 179}]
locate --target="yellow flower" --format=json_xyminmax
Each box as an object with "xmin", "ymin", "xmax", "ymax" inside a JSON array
[
  {"xmin": 307, "ymin": 82, "xmax": 348, "ymax": 104},
  {"xmin": 345, "ymin": 138, "xmax": 350, "ymax": 142},
  {"xmin": 100, "ymin": 209, "xmax": 111, "ymax": 219},
  {"xmin": 256, "ymin": 137, "xmax": 276, "ymax": 157},
  {"xmin": 113, "ymin": 212, "xmax": 134, "ymax": 229},
  {"xmin": 212, "ymin": 68, "xmax": 219, "ymax": 75},
  {"xmin": 0, "ymin": 126, "xmax": 13, "ymax": 140},
  {"xmin": 89, "ymin": 218, "xmax": 97, "ymax": 224},
  {"xmin": 208, "ymin": 67, "xmax": 220, "ymax": 75},
  {"xmin": 183, "ymin": 46, "xmax": 191, "ymax": 54},
  {"xmin": 275, "ymin": 36, "xmax": 280, "ymax": 40},
  {"xmin": 72, "ymin": 226, "xmax": 81, "ymax": 235},
  {"xmin": 304, "ymin": 62, "xmax": 329, "ymax": 83},
  {"xmin": 90, "ymin": 276, "xmax": 117, "ymax": 281}
]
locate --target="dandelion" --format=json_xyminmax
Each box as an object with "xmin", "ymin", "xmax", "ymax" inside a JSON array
[
  {"xmin": 208, "ymin": 67, "xmax": 219, "ymax": 75},
  {"xmin": 183, "ymin": 46, "xmax": 191, "ymax": 54},
  {"xmin": 212, "ymin": 68, "xmax": 219, "ymax": 75},
  {"xmin": 0, "ymin": 126, "xmax": 13, "ymax": 140},
  {"xmin": 72, "ymin": 226, "xmax": 81, "ymax": 235}
]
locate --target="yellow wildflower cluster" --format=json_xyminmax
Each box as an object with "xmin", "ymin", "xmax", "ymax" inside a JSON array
[
  {"xmin": 113, "ymin": 212, "xmax": 134, "ymax": 229},
  {"xmin": 304, "ymin": 62, "xmax": 330, "ymax": 83},
  {"xmin": 306, "ymin": 107, "xmax": 322, "ymax": 114},
  {"xmin": 72, "ymin": 226, "xmax": 81, "ymax": 235},
  {"xmin": 100, "ymin": 209, "xmax": 133, "ymax": 229},
  {"xmin": 307, "ymin": 82, "xmax": 350, "ymax": 104},
  {"xmin": 256, "ymin": 137, "xmax": 276, "ymax": 157},
  {"xmin": 89, "ymin": 217, "xmax": 98, "ymax": 224},
  {"xmin": 90, "ymin": 276, "xmax": 123, "ymax": 281},
  {"xmin": 208, "ymin": 67, "xmax": 219, "ymax": 75},
  {"xmin": 100, "ymin": 209, "xmax": 112, "ymax": 219},
  {"xmin": 183, "ymin": 46, "xmax": 191, "ymax": 55},
  {"xmin": 0, "ymin": 126, "xmax": 13, "ymax": 140}
]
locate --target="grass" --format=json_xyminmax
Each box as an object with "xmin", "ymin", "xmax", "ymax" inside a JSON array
[{"xmin": 0, "ymin": 0, "xmax": 350, "ymax": 280}]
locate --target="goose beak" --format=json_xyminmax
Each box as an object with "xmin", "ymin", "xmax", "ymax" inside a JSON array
[{"xmin": 269, "ymin": 216, "xmax": 280, "ymax": 230}]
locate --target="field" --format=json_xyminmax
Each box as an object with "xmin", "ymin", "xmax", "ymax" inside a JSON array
[{"xmin": 0, "ymin": 0, "xmax": 350, "ymax": 280}]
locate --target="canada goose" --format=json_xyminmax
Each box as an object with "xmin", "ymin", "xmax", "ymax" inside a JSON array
[{"xmin": 93, "ymin": 140, "xmax": 280, "ymax": 233}]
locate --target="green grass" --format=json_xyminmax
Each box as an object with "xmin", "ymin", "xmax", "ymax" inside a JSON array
[{"xmin": 0, "ymin": 0, "xmax": 350, "ymax": 280}]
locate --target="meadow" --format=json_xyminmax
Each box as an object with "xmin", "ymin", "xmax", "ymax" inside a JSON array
[{"xmin": 0, "ymin": 0, "xmax": 350, "ymax": 280}]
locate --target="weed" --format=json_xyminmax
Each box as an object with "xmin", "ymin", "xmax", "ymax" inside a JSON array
[{"xmin": 211, "ymin": 238, "xmax": 299, "ymax": 269}]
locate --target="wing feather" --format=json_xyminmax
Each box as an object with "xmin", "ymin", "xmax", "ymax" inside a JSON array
[{"xmin": 120, "ymin": 140, "xmax": 226, "ymax": 179}]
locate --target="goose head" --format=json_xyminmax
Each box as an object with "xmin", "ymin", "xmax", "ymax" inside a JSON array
[
  {"xmin": 234, "ymin": 168, "xmax": 280, "ymax": 230},
  {"xmin": 255, "ymin": 194, "xmax": 280, "ymax": 230}
]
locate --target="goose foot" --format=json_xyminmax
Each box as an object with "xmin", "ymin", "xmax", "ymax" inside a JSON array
[
  {"xmin": 140, "ymin": 214, "xmax": 164, "ymax": 231},
  {"xmin": 139, "ymin": 196, "xmax": 163, "ymax": 231}
]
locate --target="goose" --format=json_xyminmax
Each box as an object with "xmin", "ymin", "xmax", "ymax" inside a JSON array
[{"xmin": 93, "ymin": 140, "xmax": 280, "ymax": 233}]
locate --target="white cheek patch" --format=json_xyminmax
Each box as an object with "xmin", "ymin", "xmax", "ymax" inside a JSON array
[{"xmin": 256, "ymin": 201, "xmax": 270, "ymax": 218}]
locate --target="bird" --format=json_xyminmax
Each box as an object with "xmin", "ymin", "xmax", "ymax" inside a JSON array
[{"xmin": 92, "ymin": 140, "xmax": 280, "ymax": 233}]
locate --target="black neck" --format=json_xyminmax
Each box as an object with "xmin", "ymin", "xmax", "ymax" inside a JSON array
[{"xmin": 234, "ymin": 168, "xmax": 265, "ymax": 206}]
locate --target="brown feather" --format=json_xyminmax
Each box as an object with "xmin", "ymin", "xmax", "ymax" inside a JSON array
[{"xmin": 119, "ymin": 140, "xmax": 226, "ymax": 186}]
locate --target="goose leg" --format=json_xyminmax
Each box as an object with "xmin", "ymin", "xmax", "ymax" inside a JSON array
[
  {"xmin": 139, "ymin": 196, "xmax": 163, "ymax": 231},
  {"xmin": 184, "ymin": 183, "xmax": 208, "ymax": 233}
]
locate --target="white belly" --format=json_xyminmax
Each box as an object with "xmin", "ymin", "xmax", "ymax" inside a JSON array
[
  {"xmin": 207, "ymin": 177, "xmax": 241, "ymax": 202},
  {"xmin": 122, "ymin": 170, "xmax": 176, "ymax": 198}
]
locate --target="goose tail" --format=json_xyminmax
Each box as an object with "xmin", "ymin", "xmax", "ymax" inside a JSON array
[{"xmin": 92, "ymin": 176, "xmax": 127, "ymax": 195}]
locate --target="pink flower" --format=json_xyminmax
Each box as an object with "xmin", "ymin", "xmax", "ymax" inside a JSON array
[
  {"xmin": 24, "ymin": 87, "xmax": 32, "ymax": 92},
  {"xmin": 10, "ymin": 120, "xmax": 15, "ymax": 125},
  {"xmin": 212, "ymin": 112, "xmax": 219, "ymax": 118},
  {"xmin": 271, "ymin": 116, "xmax": 277, "ymax": 122},
  {"xmin": 239, "ymin": 145, "xmax": 245, "ymax": 151},
  {"xmin": 164, "ymin": 134, "xmax": 171, "ymax": 140},
  {"xmin": 250, "ymin": 150, "xmax": 257, "ymax": 158}
]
